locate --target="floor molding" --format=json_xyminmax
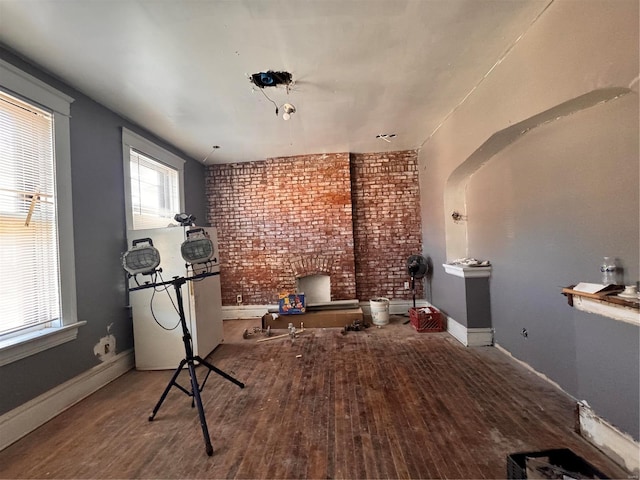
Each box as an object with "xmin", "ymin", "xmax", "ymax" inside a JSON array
[
  {"xmin": 494, "ymin": 343, "xmax": 566, "ymax": 392},
  {"xmin": 222, "ymin": 299, "xmax": 428, "ymax": 320},
  {"xmin": 495, "ymin": 343, "xmax": 639, "ymax": 475},
  {"xmin": 222, "ymin": 305, "xmax": 277, "ymax": 319},
  {"xmin": 0, "ymin": 348, "xmax": 134, "ymax": 451},
  {"xmin": 445, "ymin": 314, "xmax": 493, "ymax": 346},
  {"xmin": 577, "ymin": 401, "xmax": 639, "ymax": 476}
]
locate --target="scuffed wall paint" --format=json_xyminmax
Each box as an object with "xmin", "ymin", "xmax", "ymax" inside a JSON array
[
  {"xmin": 93, "ymin": 323, "xmax": 116, "ymax": 362},
  {"xmin": 577, "ymin": 401, "xmax": 640, "ymax": 476}
]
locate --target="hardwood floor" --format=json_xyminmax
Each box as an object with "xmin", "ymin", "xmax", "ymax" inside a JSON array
[{"xmin": 0, "ymin": 317, "xmax": 629, "ymax": 479}]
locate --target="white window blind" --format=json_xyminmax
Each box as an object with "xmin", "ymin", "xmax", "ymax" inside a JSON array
[
  {"xmin": 0, "ymin": 90, "xmax": 61, "ymax": 337},
  {"xmin": 129, "ymin": 149, "xmax": 180, "ymax": 229}
]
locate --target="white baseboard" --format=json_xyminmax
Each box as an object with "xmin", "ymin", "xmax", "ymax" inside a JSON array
[
  {"xmin": 577, "ymin": 401, "xmax": 640, "ymax": 476},
  {"xmin": 360, "ymin": 299, "xmax": 428, "ymax": 316},
  {"xmin": 495, "ymin": 344, "xmax": 639, "ymax": 475},
  {"xmin": 0, "ymin": 348, "xmax": 134, "ymax": 451},
  {"xmin": 222, "ymin": 299, "xmax": 429, "ymax": 320},
  {"xmin": 222, "ymin": 304, "xmax": 277, "ymax": 319},
  {"xmin": 494, "ymin": 343, "xmax": 567, "ymax": 393},
  {"xmin": 445, "ymin": 314, "xmax": 493, "ymax": 346}
]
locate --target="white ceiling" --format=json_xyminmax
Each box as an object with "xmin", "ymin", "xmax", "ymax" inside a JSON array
[{"xmin": 0, "ymin": 0, "xmax": 550, "ymax": 164}]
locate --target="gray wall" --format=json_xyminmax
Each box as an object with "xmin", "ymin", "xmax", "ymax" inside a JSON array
[
  {"xmin": 467, "ymin": 94, "xmax": 639, "ymax": 437},
  {"xmin": 418, "ymin": 1, "xmax": 639, "ymax": 440},
  {"xmin": 0, "ymin": 46, "xmax": 207, "ymax": 415}
]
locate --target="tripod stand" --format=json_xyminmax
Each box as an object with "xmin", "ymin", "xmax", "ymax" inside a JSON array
[{"xmin": 131, "ymin": 273, "xmax": 245, "ymax": 456}]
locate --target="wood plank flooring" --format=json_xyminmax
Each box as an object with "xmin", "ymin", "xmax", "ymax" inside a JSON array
[{"xmin": 0, "ymin": 317, "xmax": 629, "ymax": 479}]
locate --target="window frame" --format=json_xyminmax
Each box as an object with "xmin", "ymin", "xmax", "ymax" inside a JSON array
[
  {"xmin": 0, "ymin": 58, "xmax": 84, "ymax": 367},
  {"xmin": 121, "ymin": 128, "xmax": 185, "ymax": 232}
]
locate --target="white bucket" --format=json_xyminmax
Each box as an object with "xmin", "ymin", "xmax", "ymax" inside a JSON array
[{"xmin": 370, "ymin": 297, "xmax": 390, "ymax": 326}]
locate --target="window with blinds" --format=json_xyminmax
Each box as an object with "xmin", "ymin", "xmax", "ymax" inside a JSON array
[
  {"xmin": 0, "ymin": 90, "xmax": 61, "ymax": 337},
  {"xmin": 129, "ymin": 149, "xmax": 180, "ymax": 230}
]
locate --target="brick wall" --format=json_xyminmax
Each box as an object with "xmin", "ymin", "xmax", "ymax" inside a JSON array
[
  {"xmin": 350, "ymin": 150, "xmax": 423, "ymax": 301},
  {"xmin": 206, "ymin": 153, "xmax": 356, "ymax": 305},
  {"xmin": 206, "ymin": 150, "xmax": 422, "ymax": 305}
]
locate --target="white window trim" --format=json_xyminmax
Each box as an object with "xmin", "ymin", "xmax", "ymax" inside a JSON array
[
  {"xmin": 0, "ymin": 58, "xmax": 85, "ymax": 367},
  {"xmin": 121, "ymin": 128, "xmax": 185, "ymax": 232}
]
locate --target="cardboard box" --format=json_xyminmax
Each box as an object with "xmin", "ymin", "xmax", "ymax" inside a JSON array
[{"xmin": 278, "ymin": 293, "xmax": 306, "ymax": 314}]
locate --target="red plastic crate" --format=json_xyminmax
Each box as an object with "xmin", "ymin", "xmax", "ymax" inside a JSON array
[{"xmin": 409, "ymin": 307, "xmax": 445, "ymax": 332}]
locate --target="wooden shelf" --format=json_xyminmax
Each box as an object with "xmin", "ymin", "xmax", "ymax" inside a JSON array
[
  {"xmin": 562, "ymin": 285, "xmax": 639, "ymax": 309},
  {"xmin": 562, "ymin": 285, "xmax": 639, "ymax": 326}
]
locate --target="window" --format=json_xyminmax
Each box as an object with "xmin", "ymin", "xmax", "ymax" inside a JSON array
[
  {"xmin": 122, "ymin": 128, "xmax": 185, "ymax": 231},
  {"xmin": 0, "ymin": 92, "xmax": 58, "ymax": 334},
  {"xmin": 129, "ymin": 149, "xmax": 180, "ymax": 229},
  {"xmin": 0, "ymin": 59, "xmax": 82, "ymax": 366}
]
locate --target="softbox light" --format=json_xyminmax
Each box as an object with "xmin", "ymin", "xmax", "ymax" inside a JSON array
[
  {"xmin": 181, "ymin": 228, "xmax": 214, "ymax": 265},
  {"xmin": 123, "ymin": 238, "xmax": 161, "ymax": 275}
]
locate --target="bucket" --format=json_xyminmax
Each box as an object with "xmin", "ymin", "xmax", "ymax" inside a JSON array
[{"xmin": 369, "ymin": 297, "xmax": 390, "ymax": 326}]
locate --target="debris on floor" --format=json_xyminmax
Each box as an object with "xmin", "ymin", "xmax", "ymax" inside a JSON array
[
  {"xmin": 256, "ymin": 323, "xmax": 305, "ymax": 343},
  {"xmin": 243, "ymin": 326, "xmax": 271, "ymax": 339},
  {"xmin": 340, "ymin": 318, "xmax": 370, "ymax": 335}
]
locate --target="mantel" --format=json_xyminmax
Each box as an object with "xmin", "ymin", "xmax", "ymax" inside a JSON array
[
  {"xmin": 443, "ymin": 264, "xmax": 492, "ymax": 278},
  {"xmin": 562, "ymin": 286, "xmax": 639, "ymax": 327}
]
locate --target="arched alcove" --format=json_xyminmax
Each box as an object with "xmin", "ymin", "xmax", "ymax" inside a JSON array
[{"xmin": 443, "ymin": 87, "xmax": 632, "ymax": 260}]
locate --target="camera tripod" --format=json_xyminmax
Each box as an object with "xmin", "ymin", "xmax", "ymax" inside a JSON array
[{"xmin": 131, "ymin": 273, "xmax": 245, "ymax": 456}]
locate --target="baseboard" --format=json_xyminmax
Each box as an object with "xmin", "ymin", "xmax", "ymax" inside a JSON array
[
  {"xmin": 494, "ymin": 343, "xmax": 567, "ymax": 393},
  {"xmin": 222, "ymin": 305, "xmax": 277, "ymax": 319},
  {"xmin": 0, "ymin": 348, "xmax": 134, "ymax": 451},
  {"xmin": 577, "ymin": 401, "xmax": 639, "ymax": 476},
  {"xmin": 495, "ymin": 344, "xmax": 639, "ymax": 475},
  {"xmin": 445, "ymin": 315, "xmax": 493, "ymax": 346},
  {"xmin": 360, "ymin": 299, "xmax": 428, "ymax": 316},
  {"xmin": 222, "ymin": 299, "xmax": 428, "ymax": 320}
]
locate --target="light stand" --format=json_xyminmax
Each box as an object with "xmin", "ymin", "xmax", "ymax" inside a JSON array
[
  {"xmin": 130, "ymin": 271, "xmax": 245, "ymax": 456},
  {"xmin": 410, "ymin": 273, "xmax": 417, "ymax": 308}
]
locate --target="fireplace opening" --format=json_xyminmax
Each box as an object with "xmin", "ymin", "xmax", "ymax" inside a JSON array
[{"xmin": 296, "ymin": 274, "xmax": 330, "ymax": 305}]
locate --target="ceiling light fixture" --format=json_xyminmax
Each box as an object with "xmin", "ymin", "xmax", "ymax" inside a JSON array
[{"xmin": 282, "ymin": 103, "xmax": 296, "ymax": 120}]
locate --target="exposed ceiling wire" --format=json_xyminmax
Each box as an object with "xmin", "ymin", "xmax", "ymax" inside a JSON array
[
  {"xmin": 202, "ymin": 145, "xmax": 220, "ymax": 164},
  {"xmin": 258, "ymin": 88, "xmax": 279, "ymax": 116}
]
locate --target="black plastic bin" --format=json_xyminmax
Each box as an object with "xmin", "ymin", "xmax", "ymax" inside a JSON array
[{"xmin": 506, "ymin": 448, "xmax": 609, "ymax": 479}]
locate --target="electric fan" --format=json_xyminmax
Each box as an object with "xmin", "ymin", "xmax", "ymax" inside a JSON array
[{"xmin": 406, "ymin": 255, "xmax": 428, "ymax": 308}]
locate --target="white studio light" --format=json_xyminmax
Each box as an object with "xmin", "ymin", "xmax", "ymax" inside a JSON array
[
  {"xmin": 123, "ymin": 238, "xmax": 161, "ymax": 275},
  {"xmin": 181, "ymin": 228, "xmax": 214, "ymax": 265}
]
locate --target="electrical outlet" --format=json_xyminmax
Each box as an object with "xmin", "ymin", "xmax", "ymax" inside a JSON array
[
  {"xmin": 236, "ymin": 294, "xmax": 242, "ymax": 304},
  {"xmin": 404, "ymin": 281, "xmax": 410, "ymax": 290}
]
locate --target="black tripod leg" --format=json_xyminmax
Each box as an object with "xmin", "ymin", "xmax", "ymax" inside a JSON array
[
  {"xmin": 195, "ymin": 356, "xmax": 245, "ymax": 389},
  {"xmin": 187, "ymin": 360, "xmax": 214, "ymax": 456},
  {"xmin": 149, "ymin": 359, "xmax": 187, "ymax": 421}
]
